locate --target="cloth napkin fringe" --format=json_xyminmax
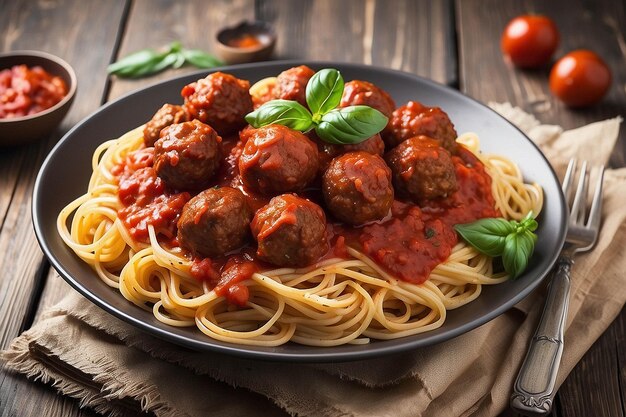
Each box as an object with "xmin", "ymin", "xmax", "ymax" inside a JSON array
[{"xmin": 2, "ymin": 315, "xmax": 186, "ymax": 417}]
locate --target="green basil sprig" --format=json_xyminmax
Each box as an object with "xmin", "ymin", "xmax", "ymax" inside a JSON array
[
  {"xmin": 454, "ymin": 212, "xmax": 538, "ymax": 279},
  {"xmin": 245, "ymin": 68, "xmax": 388, "ymax": 145},
  {"xmin": 245, "ymin": 99, "xmax": 313, "ymax": 132},
  {"xmin": 107, "ymin": 41, "xmax": 223, "ymax": 78}
]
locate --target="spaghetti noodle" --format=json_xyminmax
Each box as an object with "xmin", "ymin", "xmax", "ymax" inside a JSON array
[{"xmin": 57, "ymin": 125, "xmax": 542, "ymax": 347}]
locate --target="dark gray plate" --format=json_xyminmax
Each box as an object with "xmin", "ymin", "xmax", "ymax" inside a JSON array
[{"xmin": 33, "ymin": 61, "xmax": 567, "ymax": 362}]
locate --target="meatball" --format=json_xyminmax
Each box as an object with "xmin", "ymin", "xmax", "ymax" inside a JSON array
[
  {"xmin": 177, "ymin": 187, "xmax": 252, "ymax": 257},
  {"xmin": 340, "ymin": 80, "xmax": 396, "ymax": 118},
  {"xmin": 181, "ymin": 72, "xmax": 253, "ymax": 136},
  {"xmin": 310, "ymin": 131, "xmax": 385, "ymax": 173},
  {"xmin": 143, "ymin": 104, "xmax": 188, "ymax": 147},
  {"xmin": 323, "ymin": 152, "xmax": 393, "ymax": 225},
  {"xmin": 239, "ymin": 124, "xmax": 319, "ymax": 195},
  {"xmin": 275, "ymin": 65, "xmax": 315, "ymax": 107},
  {"xmin": 385, "ymin": 136, "xmax": 458, "ymax": 201},
  {"xmin": 251, "ymin": 194, "xmax": 328, "ymax": 267},
  {"xmin": 342, "ymin": 133, "xmax": 386, "ymax": 156},
  {"xmin": 384, "ymin": 101, "xmax": 458, "ymax": 152},
  {"xmin": 154, "ymin": 120, "xmax": 222, "ymax": 191}
]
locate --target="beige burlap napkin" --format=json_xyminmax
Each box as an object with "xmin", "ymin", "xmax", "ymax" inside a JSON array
[{"xmin": 3, "ymin": 104, "xmax": 625, "ymax": 417}]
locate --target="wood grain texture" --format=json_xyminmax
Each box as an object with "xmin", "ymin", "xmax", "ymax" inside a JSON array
[
  {"xmin": 0, "ymin": 0, "xmax": 127, "ymax": 348},
  {"xmin": 256, "ymin": 0, "xmax": 456, "ymax": 85},
  {"xmin": 455, "ymin": 0, "xmax": 626, "ymax": 168},
  {"xmin": 106, "ymin": 0, "xmax": 254, "ymax": 101},
  {"xmin": 0, "ymin": 1, "xmax": 128, "ymax": 416},
  {"xmin": 558, "ymin": 309, "xmax": 626, "ymax": 417}
]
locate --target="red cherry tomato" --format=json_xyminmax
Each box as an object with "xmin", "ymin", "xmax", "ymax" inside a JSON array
[
  {"xmin": 501, "ymin": 15, "xmax": 559, "ymax": 68},
  {"xmin": 549, "ymin": 50, "xmax": 612, "ymax": 107}
]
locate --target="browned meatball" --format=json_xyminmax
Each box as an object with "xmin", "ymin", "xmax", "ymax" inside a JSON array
[
  {"xmin": 239, "ymin": 124, "xmax": 319, "ymax": 195},
  {"xmin": 154, "ymin": 120, "xmax": 222, "ymax": 191},
  {"xmin": 310, "ymin": 131, "xmax": 385, "ymax": 173},
  {"xmin": 384, "ymin": 101, "xmax": 458, "ymax": 152},
  {"xmin": 177, "ymin": 187, "xmax": 252, "ymax": 257},
  {"xmin": 276, "ymin": 65, "xmax": 315, "ymax": 106},
  {"xmin": 181, "ymin": 72, "xmax": 253, "ymax": 136},
  {"xmin": 143, "ymin": 104, "xmax": 188, "ymax": 147},
  {"xmin": 251, "ymin": 194, "xmax": 328, "ymax": 267},
  {"xmin": 323, "ymin": 152, "xmax": 393, "ymax": 225},
  {"xmin": 342, "ymin": 133, "xmax": 386, "ymax": 156},
  {"xmin": 340, "ymin": 80, "xmax": 396, "ymax": 118},
  {"xmin": 385, "ymin": 136, "xmax": 458, "ymax": 201}
]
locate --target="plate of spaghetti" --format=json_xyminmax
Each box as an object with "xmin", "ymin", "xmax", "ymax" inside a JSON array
[{"xmin": 34, "ymin": 61, "xmax": 566, "ymax": 361}]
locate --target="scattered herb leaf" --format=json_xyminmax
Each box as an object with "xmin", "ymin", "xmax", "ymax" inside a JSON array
[{"xmin": 107, "ymin": 41, "xmax": 223, "ymax": 78}]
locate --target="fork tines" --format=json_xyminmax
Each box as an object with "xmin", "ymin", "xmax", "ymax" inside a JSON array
[{"xmin": 562, "ymin": 158, "xmax": 605, "ymax": 247}]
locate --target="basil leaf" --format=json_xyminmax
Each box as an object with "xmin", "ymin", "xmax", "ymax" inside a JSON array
[
  {"xmin": 454, "ymin": 218, "xmax": 515, "ymax": 257},
  {"xmin": 148, "ymin": 52, "xmax": 180, "ymax": 73},
  {"xmin": 107, "ymin": 49, "xmax": 163, "ymax": 74},
  {"xmin": 502, "ymin": 231, "xmax": 536, "ymax": 279},
  {"xmin": 119, "ymin": 53, "xmax": 176, "ymax": 78},
  {"xmin": 108, "ymin": 42, "xmax": 223, "ymax": 78},
  {"xmin": 519, "ymin": 211, "xmax": 538, "ymax": 232},
  {"xmin": 182, "ymin": 49, "xmax": 224, "ymax": 68},
  {"xmin": 306, "ymin": 68, "xmax": 344, "ymax": 116},
  {"xmin": 167, "ymin": 41, "xmax": 182, "ymax": 53},
  {"xmin": 315, "ymin": 106, "xmax": 388, "ymax": 145},
  {"xmin": 172, "ymin": 52, "xmax": 186, "ymax": 69},
  {"xmin": 245, "ymin": 99, "xmax": 313, "ymax": 131}
]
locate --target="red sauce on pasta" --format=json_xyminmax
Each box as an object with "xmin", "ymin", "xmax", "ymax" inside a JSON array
[
  {"xmin": 116, "ymin": 150, "xmax": 191, "ymax": 242},
  {"xmin": 334, "ymin": 146, "xmax": 498, "ymax": 284},
  {"xmin": 190, "ymin": 255, "xmax": 258, "ymax": 306},
  {"xmin": 113, "ymin": 142, "xmax": 496, "ymax": 299}
]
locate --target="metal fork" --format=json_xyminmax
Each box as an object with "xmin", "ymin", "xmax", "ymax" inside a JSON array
[{"xmin": 510, "ymin": 159, "xmax": 605, "ymax": 416}]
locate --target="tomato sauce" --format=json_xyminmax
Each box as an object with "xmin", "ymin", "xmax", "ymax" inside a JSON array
[
  {"xmin": 335, "ymin": 146, "xmax": 498, "ymax": 284},
  {"xmin": 227, "ymin": 34, "xmax": 263, "ymax": 49},
  {"xmin": 0, "ymin": 65, "xmax": 68, "ymax": 119},
  {"xmin": 116, "ymin": 149, "xmax": 191, "ymax": 242},
  {"xmin": 190, "ymin": 253, "xmax": 260, "ymax": 306},
  {"xmin": 114, "ymin": 141, "xmax": 497, "ymax": 303}
]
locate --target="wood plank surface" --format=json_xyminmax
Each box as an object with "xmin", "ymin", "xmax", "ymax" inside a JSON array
[
  {"xmin": 0, "ymin": 1, "xmax": 129, "ymax": 416},
  {"xmin": 256, "ymin": 0, "xmax": 456, "ymax": 85},
  {"xmin": 456, "ymin": 0, "xmax": 626, "ymax": 167},
  {"xmin": 107, "ymin": 0, "xmax": 255, "ymax": 101},
  {"xmin": 558, "ymin": 314, "xmax": 626, "ymax": 417},
  {"xmin": 456, "ymin": 1, "xmax": 626, "ymax": 416}
]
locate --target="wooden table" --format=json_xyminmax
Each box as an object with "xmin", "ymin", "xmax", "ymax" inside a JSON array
[{"xmin": 1, "ymin": 1, "xmax": 624, "ymax": 416}]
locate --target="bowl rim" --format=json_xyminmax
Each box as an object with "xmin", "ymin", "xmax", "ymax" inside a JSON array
[
  {"xmin": 216, "ymin": 20, "xmax": 277, "ymax": 52},
  {"xmin": 0, "ymin": 50, "xmax": 77, "ymax": 123}
]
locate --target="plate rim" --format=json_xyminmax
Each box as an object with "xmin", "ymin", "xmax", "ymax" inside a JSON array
[{"xmin": 32, "ymin": 60, "xmax": 567, "ymax": 362}]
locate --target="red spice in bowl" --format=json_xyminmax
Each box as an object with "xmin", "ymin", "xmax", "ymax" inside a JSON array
[
  {"xmin": 0, "ymin": 50, "xmax": 76, "ymax": 146},
  {"xmin": 0, "ymin": 64, "xmax": 69, "ymax": 119}
]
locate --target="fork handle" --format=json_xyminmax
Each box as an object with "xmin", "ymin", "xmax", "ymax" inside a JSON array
[{"xmin": 510, "ymin": 257, "xmax": 572, "ymax": 416}]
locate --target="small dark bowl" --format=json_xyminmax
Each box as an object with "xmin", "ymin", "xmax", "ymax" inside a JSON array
[
  {"xmin": 0, "ymin": 50, "xmax": 77, "ymax": 147},
  {"xmin": 216, "ymin": 21, "xmax": 276, "ymax": 65}
]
